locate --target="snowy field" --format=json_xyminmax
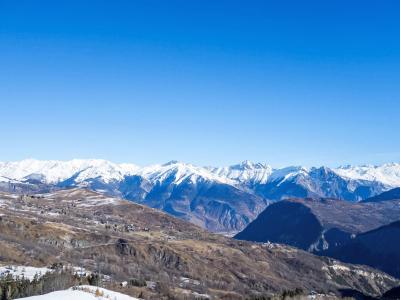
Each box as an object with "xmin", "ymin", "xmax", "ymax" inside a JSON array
[
  {"xmin": 0, "ymin": 266, "xmax": 50, "ymax": 281},
  {"xmin": 16, "ymin": 285, "xmax": 140, "ymax": 300}
]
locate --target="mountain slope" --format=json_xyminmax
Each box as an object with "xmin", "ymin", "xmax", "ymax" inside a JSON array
[
  {"xmin": 0, "ymin": 188, "xmax": 398, "ymax": 299},
  {"xmin": 254, "ymin": 166, "xmax": 387, "ymax": 201},
  {"xmin": 120, "ymin": 173, "xmax": 268, "ymax": 233},
  {"xmin": 324, "ymin": 221, "xmax": 400, "ymax": 278},
  {"xmin": 236, "ymin": 198, "xmax": 400, "ymax": 252},
  {"xmin": 362, "ymin": 187, "xmax": 400, "ymax": 203},
  {"xmin": 235, "ymin": 197, "xmax": 400, "ymax": 278},
  {"xmin": 235, "ymin": 200, "xmax": 324, "ymax": 249}
]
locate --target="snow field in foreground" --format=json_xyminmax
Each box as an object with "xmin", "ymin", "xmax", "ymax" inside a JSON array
[{"xmin": 16, "ymin": 285, "xmax": 140, "ymax": 300}]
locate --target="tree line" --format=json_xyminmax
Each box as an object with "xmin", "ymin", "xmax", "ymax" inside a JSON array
[{"xmin": 0, "ymin": 268, "xmax": 100, "ymax": 300}]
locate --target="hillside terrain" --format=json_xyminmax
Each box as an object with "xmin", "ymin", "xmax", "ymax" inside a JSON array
[
  {"xmin": 235, "ymin": 196, "xmax": 400, "ymax": 278},
  {"xmin": 0, "ymin": 189, "xmax": 398, "ymax": 299},
  {"xmin": 323, "ymin": 221, "xmax": 400, "ymax": 278},
  {"xmin": 236, "ymin": 197, "xmax": 400, "ymax": 250}
]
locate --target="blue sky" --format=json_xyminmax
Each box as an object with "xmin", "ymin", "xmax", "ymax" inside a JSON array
[{"xmin": 1, "ymin": 1, "xmax": 399, "ymax": 167}]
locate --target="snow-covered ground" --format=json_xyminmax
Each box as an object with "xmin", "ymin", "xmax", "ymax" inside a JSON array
[
  {"xmin": 0, "ymin": 266, "xmax": 51, "ymax": 281},
  {"xmin": 16, "ymin": 285, "xmax": 140, "ymax": 300},
  {"xmin": 0, "ymin": 265, "xmax": 94, "ymax": 281}
]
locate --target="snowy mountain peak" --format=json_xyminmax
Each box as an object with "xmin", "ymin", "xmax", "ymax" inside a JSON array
[
  {"xmin": 0, "ymin": 159, "xmax": 139, "ymax": 184},
  {"xmin": 236, "ymin": 160, "xmax": 270, "ymax": 170},
  {"xmin": 137, "ymin": 161, "xmax": 233, "ymax": 185},
  {"xmin": 207, "ymin": 161, "xmax": 273, "ymax": 184},
  {"xmin": 163, "ymin": 160, "xmax": 180, "ymax": 166},
  {"xmin": 267, "ymin": 166, "xmax": 308, "ymax": 183},
  {"xmin": 311, "ymin": 166, "xmax": 333, "ymax": 175},
  {"xmin": 333, "ymin": 163, "xmax": 400, "ymax": 187}
]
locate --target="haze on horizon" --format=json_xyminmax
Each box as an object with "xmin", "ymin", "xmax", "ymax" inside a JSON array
[{"xmin": 1, "ymin": 1, "xmax": 399, "ymax": 167}]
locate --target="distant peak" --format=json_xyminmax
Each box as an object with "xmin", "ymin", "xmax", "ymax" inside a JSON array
[
  {"xmin": 237, "ymin": 160, "xmax": 269, "ymax": 170},
  {"xmin": 241, "ymin": 160, "xmax": 254, "ymax": 168},
  {"xmin": 314, "ymin": 166, "xmax": 332, "ymax": 172},
  {"xmin": 163, "ymin": 160, "xmax": 180, "ymax": 166}
]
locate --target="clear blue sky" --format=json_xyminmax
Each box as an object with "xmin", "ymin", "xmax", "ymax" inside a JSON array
[{"xmin": 1, "ymin": 1, "xmax": 399, "ymax": 167}]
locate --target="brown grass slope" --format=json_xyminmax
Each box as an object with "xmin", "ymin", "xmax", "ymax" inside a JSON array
[{"xmin": 0, "ymin": 189, "xmax": 398, "ymax": 299}]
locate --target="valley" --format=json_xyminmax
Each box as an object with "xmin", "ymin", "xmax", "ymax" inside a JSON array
[{"xmin": 0, "ymin": 188, "xmax": 398, "ymax": 299}]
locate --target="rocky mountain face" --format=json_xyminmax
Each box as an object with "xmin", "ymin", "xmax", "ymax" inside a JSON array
[
  {"xmin": 0, "ymin": 159, "xmax": 399, "ymax": 233},
  {"xmin": 253, "ymin": 166, "xmax": 388, "ymax": 201},
  {"xmin": 0, "ymin": 188, "xmax": 398, "ymax": 299},
  {"xmin": 235, "ymin": 196, "xmax": 400, "ymax": 278}
]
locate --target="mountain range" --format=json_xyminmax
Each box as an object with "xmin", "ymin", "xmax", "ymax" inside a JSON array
[{"xmin": 1, "ymin": 159, "xmax": 400, "ymax": 233}]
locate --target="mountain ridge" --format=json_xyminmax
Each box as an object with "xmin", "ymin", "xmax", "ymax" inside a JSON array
[
  {"xmin": 1, "ymin": 159, "xmax": 399, "ymax": 233},
  {"xmin": 2, "ymin": 158, "xmax": 400, "ymax": 189},
  {"xmin": 0, "ymin": 159, "xmax": 400, "ymax": 187}
]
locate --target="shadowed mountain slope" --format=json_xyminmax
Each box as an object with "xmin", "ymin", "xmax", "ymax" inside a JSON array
[
  {"xmin": 235, "ymin": 197, "xmax": 400, "ymax": 279},
  {"xmin": 324, "ymin": 221, "xmax": 400, "ymax": 279},
  {"xmin": 236, "ymin": 198, "xmax": 400, "ymax": 252},
  {"xmin": 362, "ymin": 187, "xmax": 400, "ymax": 203}
]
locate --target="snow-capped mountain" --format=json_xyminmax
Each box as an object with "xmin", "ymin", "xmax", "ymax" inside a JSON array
[
  {"xmin": 334, "ymin": 163, "xmax": 400, "ymax": 187},
  {"xmin": 207, "ymin": 160, "xmax": 273, "ymax": 185},
  {"xmin": 0, "ymin": 159, "xmax": 399, "ymax": 233},
  {"xmin": 136, "ymin": 160, "xmax": 234, "ymax": 185},
  {"xmin": 0, "ymin": 159, "xmax": 139, "ymax": 184},
  {"xmin": 2, "ymin": 158, "xmax": 398, "ymax": 190}
]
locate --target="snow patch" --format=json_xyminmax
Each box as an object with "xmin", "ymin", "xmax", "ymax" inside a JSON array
[
  {"xmin": 15, "ymin": 285, "xmax": 140, "ymax": 300},
  {"xmin": 0, "ymin": 266, "xmax": 51, "ymax": 281}
]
